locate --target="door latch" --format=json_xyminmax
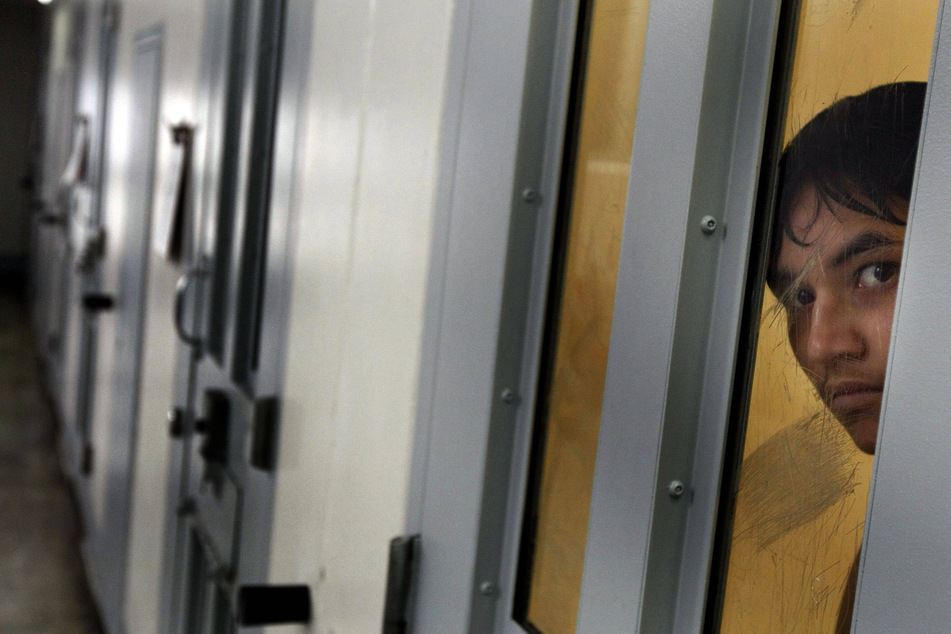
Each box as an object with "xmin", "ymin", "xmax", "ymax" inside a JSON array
[{"xmin": 383, "ymin": 534, "xmax": 420, "ymax": 634}]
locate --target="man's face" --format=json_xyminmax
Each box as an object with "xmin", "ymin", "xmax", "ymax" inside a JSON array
[{"xmin": 773, "ymin": 186, "xmax": 907, "ymax": 454}]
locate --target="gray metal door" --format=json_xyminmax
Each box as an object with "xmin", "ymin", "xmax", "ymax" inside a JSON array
[
  {"xmin": 34, "ymin": 3, "xmax": 86, "ymax": 406},
  {"xmin": 160, "ymin": 0, "xmax": 310, "ymax": 631},
  {"xmin": 70, "ymin": 1, "xmax": 121, "ymax": 485},
  {"xmin": 86, "ymin": 26, "xmax": 163, "ymax": 634}
]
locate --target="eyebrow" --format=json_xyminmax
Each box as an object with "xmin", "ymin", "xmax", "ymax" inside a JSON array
[
  {"xmin": 768, "ymin": 230, "xmax": 901, "ymax": 296},
  {"xmin": 827, "ymin": 231, "xmax": 902, "ymax": 268}
]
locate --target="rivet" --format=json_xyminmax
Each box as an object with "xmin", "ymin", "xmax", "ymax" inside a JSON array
[
  {"xmin": 521, "ymin": 188, "xmax": 539, "ymax": 204},
  {"xmin": 700, "ymin": 215, "xmax": 718, "ymax": 234},
  {"xmin": 668, "ymin": 480, "xmax": 686, "ymax": 499},
  {"xmin": 500, "ymin": 388, "xmax": 517, "ymax": 404},
  {"xmin": 479, "ymin": 581, "xmax": 497, "ymax": 596}
]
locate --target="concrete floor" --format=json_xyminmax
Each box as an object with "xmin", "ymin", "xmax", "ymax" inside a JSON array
[{"xmin": 0, "ymin": 286, "xmax": 102, "ymax": 633}]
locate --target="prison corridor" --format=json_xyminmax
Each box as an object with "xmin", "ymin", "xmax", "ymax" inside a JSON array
[{"xmin": 0, "ymin": 284, "xmax": 101, "ymax": 633}]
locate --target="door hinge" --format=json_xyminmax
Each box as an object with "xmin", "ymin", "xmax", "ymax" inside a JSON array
[
  {"xmin": 249, "ymin": 396, "xmax": 280, "ymax": 471},
  {"xmin": 383, "ymin": 534, "xmax": 420, "ymax": 634}
]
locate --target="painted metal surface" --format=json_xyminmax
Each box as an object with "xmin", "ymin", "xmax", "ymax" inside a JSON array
[
  {"xmin": 403, "ymin": 0, "xmax": 542, "ymax": 629},
  {"xmin": 84, "ymin": 26, "xmax": 162, "ymax": 634},
  {"xmin": 854, "ymin": 1, "xmax": 951, "ymax": 630}
]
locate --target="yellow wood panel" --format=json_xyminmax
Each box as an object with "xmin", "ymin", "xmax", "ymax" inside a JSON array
[
  {"xmin": 525, "ymin": 1, "xmax": 650, "ymax": 632},
  {"xmin": 721, "ymin": 1, "xmax": 938, "ymax": 631}
]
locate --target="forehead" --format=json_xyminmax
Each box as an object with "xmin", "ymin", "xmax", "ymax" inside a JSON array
[{"xmin": 774, "ymin": 187, "xmax": 907, "ymax": 276}]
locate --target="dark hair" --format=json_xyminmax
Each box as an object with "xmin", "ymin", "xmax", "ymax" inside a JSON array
[{"xmin": 767, "ymin": 81, "xmax": 927, "ymax": 289}]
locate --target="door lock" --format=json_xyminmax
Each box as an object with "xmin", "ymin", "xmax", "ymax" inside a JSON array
[{"xmin": 196, "ymin": 389, "xmax": 230, "ymax": 465}]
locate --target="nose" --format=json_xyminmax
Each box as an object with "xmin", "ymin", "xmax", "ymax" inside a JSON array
[{"xmin": 804, "ymin": 293, "xmax": 866, "ymax": 368}]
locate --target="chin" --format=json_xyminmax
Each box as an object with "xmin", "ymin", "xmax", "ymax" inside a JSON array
[{"xmin": 842, "ymin": 416, "xmax": 879, "ymax": 455}]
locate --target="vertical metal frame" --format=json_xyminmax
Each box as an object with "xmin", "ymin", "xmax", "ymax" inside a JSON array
[
  {"xmin": 853, "ymin": 1, "xmax": 951, "ymax": 630},
  {"xmin": 407, "ymin": 0, "xmax": 582, "ymax": 630},
  {"xmin": 88, "ymin": 24, "xmax": 164, "ymax": 634},
  {"xmin": 73, "ymin": 0, "xmax": 120, "ymax": 482},
  {"xmin": 577, "ymin": 0, "xmax": 782, "ymax": 631}
]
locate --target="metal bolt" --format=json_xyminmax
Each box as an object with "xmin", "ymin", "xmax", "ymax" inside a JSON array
[
  {"xmin": 700, "ymin": 215, "xmax": 718, "ymax": 234},
  {"xmin": 479, "ymin": 581, "xmax": 497, "ymax": 596},
  {"xmin": 522, "ymin": 188, "xmax": 539, "ymax": 204},
  {"xmin": 500, "ymin": 388, "xmax": 517, "ymax": 404},
  {"xmin": 167, "ymin": 408, "xmax": 184, "ymax": 439},
  {"xmin": 668, "ymin": 480, "xmax": 686, "ymax": 499}
]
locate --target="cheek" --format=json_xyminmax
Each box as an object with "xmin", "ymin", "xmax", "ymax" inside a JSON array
[
  {"xmin": 786, "ymin": 313, "xmax": 812, "ymax": 369},
  {"xmin": 864, "ymin": 295, "xmax": 898, "ymax": 356}
]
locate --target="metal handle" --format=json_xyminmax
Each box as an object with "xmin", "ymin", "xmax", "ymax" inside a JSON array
[{"xmin": 174, "ymin": 266, "xmax": 204, "ymax": 348}]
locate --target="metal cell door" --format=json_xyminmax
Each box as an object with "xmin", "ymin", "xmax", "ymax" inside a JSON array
[
  {"xmin": 86, "ymin": 25, "xmax": 163, "ymax": 634},
  {"xmin": 160, "ymin": 0, "xmax": 310, "ymax": 631},
  {"xmin": 34, "ymin": 3, "xmax": 86, "ymax": 405},
  {"xmin": 71, "ymin": 1, "xmax": 121, "ymax": 484}
]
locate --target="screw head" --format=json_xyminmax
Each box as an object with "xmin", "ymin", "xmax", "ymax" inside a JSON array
[
  {"xmin": 479, "ymin": 581, "xmax": 497, "ymax": 596},
  {"xmin": 500, "ymin": 388, "xmax": 517, "ymax": 404},
  {"xmin": 668, "ymin": 479, "xmax": 686, "ymax": 499},
  {"xmin": 700, "ymin": 215, "xmax": 718, "ymax": 234},
  {"xmin": 521, "ymin": 188, "xmax": 539, "ymax": 204}
]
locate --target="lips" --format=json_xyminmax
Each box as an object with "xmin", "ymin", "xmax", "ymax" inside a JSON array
[{"xmin": 827, "ymin": 382, "xmax": 883, "ymax": 415}]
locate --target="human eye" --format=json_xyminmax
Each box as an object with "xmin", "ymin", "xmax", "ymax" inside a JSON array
[
  {"xmin": 784, "ymin": 286, "xmax": 815, "ymax": 310},
  {"xmin": 856, "ymin": 261, "xmax": 900, "ymax": 289}
]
